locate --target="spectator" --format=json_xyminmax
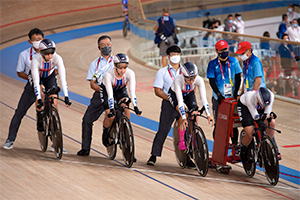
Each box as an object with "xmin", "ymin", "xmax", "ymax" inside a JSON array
[
  {"xmin": 154, "ymin": 7, "xmax": 177, "ymax": 67},
  {"xmin": 261, "ymin": 60, "xmax": 278, "ymax": 93},
  {"xmin": 287, "ymin": 4, "xmax": 300, "ymax": 25},
  {"xmin": 278, "ymin": 34, "xmax": 297, "ymax": 96},
  {"xmin": 261, "ymin": 31, "xmax": 270, "ymax": 50},
  {"xmin": 285, "ymin": 19, "xmax": 300, "ymax": 42},
  {"xmin": 234, "ymin": 13, "xmax": 245, "ymax": 34},
  {"xmin": 224, "ymin": 14, "xmax": 239, "ymax": 53},
  {"xmin": 189, "ymin": 37, "xmax": 198, "ymax": 55},
  {"xmin": 278, "ymin": 14, "xmax": 288, "ymax": 39}
]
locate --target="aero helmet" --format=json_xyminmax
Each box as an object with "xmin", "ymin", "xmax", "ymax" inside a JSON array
[
  {"xmin": 181, "ymin": 62, "xmax": 198, "ymax": 77},
  {"xmin": 39, "ymin": 39, "xmax": 56, "ymax": 55},
  {"xmin": 256, "ymin": 87, "xmax": 271, "ymax": 107}
]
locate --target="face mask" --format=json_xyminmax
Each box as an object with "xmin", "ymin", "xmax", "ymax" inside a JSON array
[
  {"xmin": 228, "ymin": 20, "xmax": 233, "ymax": 24},
  {"xmin": 218, "ymin": 51, "xmax": 228, "ymax": 59},
  {"xmin": 237, "ymin": 16, "xmax": 242, "ymax": 21},
  {"xmin": 285, "ymin": 38, "xmax": 289, "ymax": 41},
  {"xmin": 32, "ymin": 40, "xmax": 41, "ymax": 49},
  {"xmin": 170, "ymin": 55, "xmax": 180, "ymax": 64},
  {"xmin": 293, "ymin": 23, "xmax": 298, "ymax": 27},
  {"xmin": 239, "ymin": 53, "xmax": 249, "ymax": 61},
  {"xmin": 101, "ymin": 46, "xmax": 112, "ymax": 56},
  {"xmin": 192, "ymin": 41, "xmax": 197, "ymax": 46},
  {"xmin": 288, "ymin": 8, "xmax": 292, "ymax": 12}
]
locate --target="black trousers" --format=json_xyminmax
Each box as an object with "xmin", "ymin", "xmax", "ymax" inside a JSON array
[
  {"xmin": 7, "ymin": 82, "xmax": 36, "ymax": 141},
  {"xmin": 81, "ymin": 91, "xmax": 104, "ymax": 150},
  {"xmin": 150, "ymin": 99, "xmax": 180, "ymax": 157}
]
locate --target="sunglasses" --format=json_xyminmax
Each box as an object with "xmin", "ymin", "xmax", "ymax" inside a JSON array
[
  {"xmin": 40, "ymin": 48, "xmax": 55, "ymax": 55},
  {"xmin": 184, "ymin": 76, "xmax": 196, "ymax": 81}
]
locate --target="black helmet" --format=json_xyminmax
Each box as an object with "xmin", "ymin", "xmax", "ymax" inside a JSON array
[
  {"xmin": 39, "ymin": 39, "xmax": 56, "ymax": 55},
  {"xmin": 256, "ymin": 87, "xmax": 271, "ymax": 107},
  {"xmin": 182, "ymin": 62, "xmax": 198, "ymax": 77},
  {"xmin": 114, "ymin": 53, "xmax": 129, "ymax": 67}
]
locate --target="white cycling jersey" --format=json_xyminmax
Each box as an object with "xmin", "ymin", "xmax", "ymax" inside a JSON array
[
  {"xmin": 170, "ymin": 74, "xmax": 210, "ymax": 119},
  {"xmin": 240, "ymin": 90, "xmax": 274, "ymax": 120},
  {"xmin": 103, "ymin": 67, "xmax": 137, "ymax": 109},
  {"xmin": 31, "ymin": 53, "xmax": 68, "ymax": 100}
]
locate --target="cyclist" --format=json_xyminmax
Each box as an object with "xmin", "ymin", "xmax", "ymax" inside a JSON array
[
  {"xmin": 168, "ymin": 62, "xmax": 214, "ymax": 150},
  {"xmin": 122, "ymin": 0, "xmax": 128, "ymax": 14},
  {"xmin": 101, "ymin": 53, "xmax": 142, "ymax": 147},
  {"xmin": 31, "ymin": 39, "xmax": 71, "ymax": 134},
  {"xmin": 237, "ymin": 87, "xmax": 277, "ymax": 162}
]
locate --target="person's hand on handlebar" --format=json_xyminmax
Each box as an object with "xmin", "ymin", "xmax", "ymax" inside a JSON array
[
  {"xmin": 64, "ymin": 97, "xmax": 72, "ymax": 107},
  {"xmin": 207, "ymin": 116, "xmax": 214, "ymax": 127},
  {"xmin": 134, "ymin": 106, "xmax": 142, "ymax": 116},
  {"xmin": 108, "ymin": 109, "xmax": 115, "ymax": 118},
  {"xmin": 37, "ymin": 99, "xmax": 43, "ymax": 109}
]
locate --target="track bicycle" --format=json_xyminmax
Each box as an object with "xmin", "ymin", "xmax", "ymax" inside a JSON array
[
  {"xmin": 123, "ymin": 14, "xmax": 130, "ymax": 38},
  {"xmin": 37, "ymin": 86, "xmax": 70, "ymax": 160},
  {"xmin": 173, "ymin": 106, "xmax": 210, "ymax": 177},
  {"xmin": 242, "ymin": 120, "xmax": 281, "ymax": 185},
  {"xmin": 106, "ymin": 98, "xmax": 136, "ymax": 167}
]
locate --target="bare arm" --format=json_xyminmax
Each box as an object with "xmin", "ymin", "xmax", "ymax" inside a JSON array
[
  {"xmin": 17, "ymin": 72, "xmax": 28, "ymax": 80},
  {"xmin": 90, "ymin": 80, "xmax": 101, "ymax": 92},
  {"xmin": 154, "ymin": 87, "xmax": 169, "ymax": 101},
  {"xmin": 252, "ymin": 77, "xmax": 261, "ymax": 90}
]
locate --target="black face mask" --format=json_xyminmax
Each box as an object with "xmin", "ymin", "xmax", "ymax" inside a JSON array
[
  {"xmin": 218, "ymin": 51, "xmax": 228, "ymax": 59},
  {"xmin": 101, "ymin": 46, "xmax": 112, "ymax": 56}
]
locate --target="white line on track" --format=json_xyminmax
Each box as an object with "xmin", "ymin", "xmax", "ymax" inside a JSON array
[{"xmin": 39, "ymin": 157, "xmax": 299, "ymax": 191}]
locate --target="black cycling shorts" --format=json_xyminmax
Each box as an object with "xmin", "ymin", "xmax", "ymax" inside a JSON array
[
  {"xmin": 168, "ymin": 88, "xmax": 198, "ymax": 112},
  {"xmin": 237, "ymin": 100, "xmax": 265, "ymax": 127},
  {"xmin": 39, "ymin": 72, "xmax": 58, "ymax": 95},
  {"xmin": 101, "ymin": 84, "xmax": 129, "ymax": 110}
]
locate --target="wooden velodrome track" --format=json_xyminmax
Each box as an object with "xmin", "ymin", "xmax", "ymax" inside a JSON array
[{"xmin": 1, "ymin": 2, "xmax": 300, "ymax": 200}]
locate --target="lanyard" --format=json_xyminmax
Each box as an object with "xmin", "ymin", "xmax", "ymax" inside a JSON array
[
  {"xmin": 30, "ymin": 47, "xmax": 32, "ymax": 61},
  {"xmin": 218, "ymin": 60, "xmax": 233, "ymax": 86},
  {"xmin": 244, "ymin": 60, "xmax": 250, "ymax": 89},
  {"xmin": 167, "ymin": 65, "xmax": 181, "ymax": 80},
  {"xmin": 96, "ymin": 56, "xmax": 113, "ymax": 72}
]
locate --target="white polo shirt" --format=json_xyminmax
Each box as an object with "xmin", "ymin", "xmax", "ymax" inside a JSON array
[
  {"xmin": 16, "ymin": 47, "xmax": 38, "ymax": 74},
  {"xmin": 286, "ymin": 26, "xmax": 300, "ymax": 42},
  {"xmin": 153, "ymin": 64, "xmax": 181, "ymax": 95}
]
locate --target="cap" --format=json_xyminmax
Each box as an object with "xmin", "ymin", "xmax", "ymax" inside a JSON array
[
  {"xmin": 235, "ymin": 41, "xmax": 252, "ymax": 54},
  {"xmin": 215, "ymin": 40, "xmax": 229, "ymax": 51}
]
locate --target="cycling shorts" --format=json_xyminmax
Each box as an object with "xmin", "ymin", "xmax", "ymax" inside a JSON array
[
  {"xmin": 168, "ymin": 88, "xmax": 198, "ymax": 112},
  {"xmin": 38, "ymin": 72, "xmax": 58, "ymax": 95},
  {"xmin": 100, "ymin": 84, "xmax": 129, "ymax": 110}
]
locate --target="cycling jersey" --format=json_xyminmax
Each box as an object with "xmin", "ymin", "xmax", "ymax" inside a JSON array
[
  {"xmin": 103, "ymin": 67, "xmax": 137, "ymax": 109},
  {"xmin": 31, "ymin": 53, "xmax": 68, "ymax": 100},
  {"xmin": 170, "ymin": 75, "xmax": 210, "ymax": 119},
  {"xmin": 239, "ymin": 90, "xmax": 274, "ymax": 121}
]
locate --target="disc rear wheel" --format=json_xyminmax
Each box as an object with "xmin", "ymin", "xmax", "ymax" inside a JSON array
[
  {"xmin": 38, "ymin": 113, "xmax": 48, "ymax": 152},
  {"xmin": 107, "ymin": 121, "xmax": 118, "ymax": 160},
  {"xmin": 50, "ymin": 107, "xmax": 63, "ymax": 160},
  {"xmin": 242, "ymin": 138, "xmax": 256, "ymax": 178},
  {"xmin": 173, "ymin": 120, "xmax": 187, "ymax": 168}
]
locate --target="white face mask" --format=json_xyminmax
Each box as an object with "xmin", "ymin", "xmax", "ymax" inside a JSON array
[
  {"xmin": 170, "ymin": 55, "xmax": 181, "ymax": 64},
  {"xmin": 32, "ymin": 40, "xmax": 41, "ymax": 49},
  {"xmin": 239, "ymin": 53, "xmax": 249, "ymax": 61}
]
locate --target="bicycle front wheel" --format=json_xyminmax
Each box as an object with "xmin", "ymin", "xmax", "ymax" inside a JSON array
[
  {"xmin": 261, "ymin": 135, "xmax": 279, "ymax": 185},
  {"xmin": 192, "ymin": 126, "xmax": 209, "ymax": 177},
  {"xmin": 173, "ymin": 120, "xmax": 187, "ymax": 168},
  {"xmin": 50, "ymin": 107, "xmax": 63, "ymax": 160},
  {"xmin": 37, "ymin": 113, "xmax": 48, "ymax": 152},
  {"xmin": 107, "ymin": 121, "xmax": 118, "ymax": 160},
  {"xmin": 119, "ymin": 115, "xmax": 134, "ymax": 167}
]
